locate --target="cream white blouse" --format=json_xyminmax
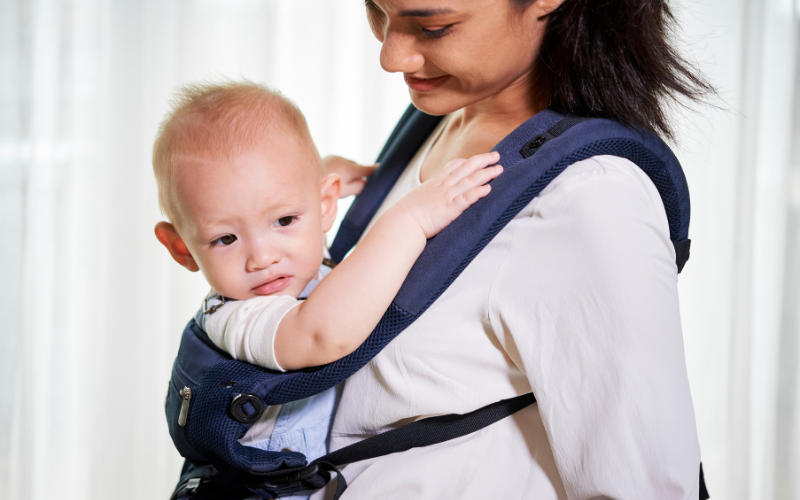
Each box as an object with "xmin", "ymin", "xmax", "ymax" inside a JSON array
[{"xmin": 314, "ymin": 121, "xmax": 701, "ymax": 500}]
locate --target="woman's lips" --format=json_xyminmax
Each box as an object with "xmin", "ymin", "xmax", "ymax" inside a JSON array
[
  {"xmin": 404, "ymin": 74, "xmax": 450, "ymax": 92},
  {"xmin": 252, "ymin": 276, "xmax": 292, "ymax": 295}
]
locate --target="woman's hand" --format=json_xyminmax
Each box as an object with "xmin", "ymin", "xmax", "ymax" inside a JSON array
[
  {"xmin": 394, "ymin": 152, "xmax": 502, "ymax": 239},
  {"xmin": 322, "ymin": 155, "xmax": 378, "ymax": 197}
]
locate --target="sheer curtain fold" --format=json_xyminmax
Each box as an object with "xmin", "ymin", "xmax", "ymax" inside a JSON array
[{"xmin": 1, "ymin": 0, "xmax": 798, "ymax": 498}]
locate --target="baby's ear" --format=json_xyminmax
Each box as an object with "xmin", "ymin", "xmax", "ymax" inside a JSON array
[
  {"xmin": 319, "ymin": 173, "xmax": 341, "ymax": 233},
  {"xmin": 154, "ymin": 221, "xmax": 200, "ymax": 272}
]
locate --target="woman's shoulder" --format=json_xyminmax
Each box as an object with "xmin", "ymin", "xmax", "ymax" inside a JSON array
[
  {"xmin": 528, "ymin": 155, "xmax": 669, "ymax": 229},
  {"xmin": 487, "ymin": 153, "xmax": 678, "ymax": 299}
]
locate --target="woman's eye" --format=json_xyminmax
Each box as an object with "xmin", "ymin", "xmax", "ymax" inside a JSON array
[
  {"xmin": 212, "ymin": 234, "xmax": 237, "ymax": 246},
  {"xmin": 420, "ymin": 25, "xmax": 452, "ymax": 39},
  {"xmin": 275, "ymin": 216, "xmax": 297, "ymax": 227}
]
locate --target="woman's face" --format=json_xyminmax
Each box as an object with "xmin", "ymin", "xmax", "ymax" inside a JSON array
[{"xmin": 366, "ymin": 0, "xmax": 549, "ymax": 115}]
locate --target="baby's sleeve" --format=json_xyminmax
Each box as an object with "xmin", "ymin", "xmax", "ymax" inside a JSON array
[{"xmin": 205, "ymin": 295, "xmax": 302, "ymax": 372}]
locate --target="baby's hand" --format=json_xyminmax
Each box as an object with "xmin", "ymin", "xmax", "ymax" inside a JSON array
[
  {"xmin": 322, "ymin": 155, "xmax": 378, "ymax": 198},
  {"xmin": 396, "ymin": 152, "xmax": 502, "ymax": 239}
]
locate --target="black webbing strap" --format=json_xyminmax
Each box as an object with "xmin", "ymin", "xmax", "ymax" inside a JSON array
[
  {"xmin": 699, "ymin": 462, "xmax": 710, "ymax": 499},
  {"xmin": 256, "ymin": 393, "xmax": 537, "ymax": 499},
  {"xmin": 673, "ymin": 239, "xmax": 691, "ymax": 273},
  {"xmin": 174, "ymin": 391, "xmax": 710, "ymax": 500}
]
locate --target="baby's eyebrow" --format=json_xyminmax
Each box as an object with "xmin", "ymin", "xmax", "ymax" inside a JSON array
[{"xmin": 194, "ymin": 200, "xmax": 309, "ymax": 233}]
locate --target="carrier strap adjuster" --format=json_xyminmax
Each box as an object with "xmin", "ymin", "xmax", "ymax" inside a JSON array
[
  {"xmin": 170, "ymin": 477, "xmax": 203, "ymax": 500},
  {"xmin": 260, "ymin": 463, "xmax": 322, "ymax": 488},
  {"xmin": 252, "ymin": 461, "xmax": 345, "ymax": 498}
]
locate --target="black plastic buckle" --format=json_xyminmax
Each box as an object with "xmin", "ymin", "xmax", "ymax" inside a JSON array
[
  {"xmin": 260, "ymin": 463, "xmax": 320, "ymax": 489},
  {"xmin": 229, "ymin": 393, "xmax": 264, "ymax": 423},
  {"xmin": 519, "ymin": 134, "xmax": 549, "ymax": 158},
  {"xmin": 170, "ymin": 478, "xmax": 203, "ymax": 500}
]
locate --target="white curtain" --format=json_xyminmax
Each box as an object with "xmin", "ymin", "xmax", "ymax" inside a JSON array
[
  {"xmin": 673, "ymin": 0, "xmax": 800, "ymax": 497},
  {"xmin": 0, "ymin": 0, "xmax": 797, "ymax": 498}
]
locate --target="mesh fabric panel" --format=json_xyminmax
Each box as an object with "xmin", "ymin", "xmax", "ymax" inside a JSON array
[
  {"xmin": 187, "ymin": 361, "xmax": 307, "ymax": 473},
  {"xmin": 265, "ymin": 303, "xmax": 415, "ymax": 404}
]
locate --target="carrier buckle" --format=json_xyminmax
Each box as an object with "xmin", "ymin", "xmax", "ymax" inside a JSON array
[
  {"xmin": 169, "ymin": 477, "xmax": 202, "ymax": 500},
  {"xmin": 229, "ymin": 393, "xmax": 264, "ymax": 423},
  {"xmin": 260, "ymin": 463, "xmax": 320, "ymax": 488}
]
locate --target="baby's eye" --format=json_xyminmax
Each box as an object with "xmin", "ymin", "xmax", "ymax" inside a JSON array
[
  {"xmin": 212, "ymin": 234, "xmax": 237, "ymax": 246},
  {"xmin": 275, "ymin": 216, "xmax": 297, "ymax": 227}
]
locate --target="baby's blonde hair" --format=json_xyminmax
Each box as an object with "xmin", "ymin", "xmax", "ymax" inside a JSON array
[{"xmin": 153, "ymin": 80, "xmax": 319, "ymax": 223}]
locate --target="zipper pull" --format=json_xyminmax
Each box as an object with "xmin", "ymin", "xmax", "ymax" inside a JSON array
[{"xmin": 178, "ymin": 386, "xmax": 192, "ymax": 427}]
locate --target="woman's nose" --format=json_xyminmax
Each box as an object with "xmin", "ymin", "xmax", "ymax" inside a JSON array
[
  {"xmin": 246, "ymin": 243, "xmax": 280, "ymax": 272},
  {"xmin": 379, "ymin": 30, "xmax": 424, "ymax": 74}
]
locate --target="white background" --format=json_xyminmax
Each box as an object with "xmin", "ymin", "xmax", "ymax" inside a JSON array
[{"xmin": 1, "ymin": 0, "xmax": 798, "ymax": 498}]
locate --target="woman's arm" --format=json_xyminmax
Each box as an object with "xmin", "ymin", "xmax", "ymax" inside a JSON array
[
  {"xmin": 274, "ymin": 152, "xmax": 502, "ymax": 370},
  {"xmin": 488, "ymin": 156, "xmax": 700, "ymax": 499}
]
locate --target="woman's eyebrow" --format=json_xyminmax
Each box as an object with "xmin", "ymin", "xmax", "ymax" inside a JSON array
[
  {"xmin": 399, "ymin": 8, "xmax": 454, "ymax": 17},
  {"xmin": 363, "ymin": 1, "xmax": 454, "ymax": 17}
]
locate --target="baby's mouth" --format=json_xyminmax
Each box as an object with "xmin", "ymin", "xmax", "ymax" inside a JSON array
[{"xmin": 251, "ymin": 275, "xmax": 292, "ymax": 295}]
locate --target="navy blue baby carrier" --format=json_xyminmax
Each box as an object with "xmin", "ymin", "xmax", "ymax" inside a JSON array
[{"xmin": 167, "ymin": 106, "xmax": 708, "ymax": 499}]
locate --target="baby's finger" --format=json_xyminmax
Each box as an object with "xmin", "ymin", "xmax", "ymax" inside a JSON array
[
  {"xmin": 448, "ymin": 152, "xmax": 501, "ymax": 184},
  {"xmin": 362, "ymin": 163, "xmax": 379, "ymax": 176},
  {"xmin": 340, "ymin": 177, "xmax": 368, "ymax": 197},
  {"xmin": 442, "ymin": 158, "xmax": 467, "ymax": 175},
  {"xmin": 458, "ymin": 184, "xmax": 493, "ymax": 208},
  {"xmin": 456, "ymin": 164, "xmax": 503, "ymax": 192}
]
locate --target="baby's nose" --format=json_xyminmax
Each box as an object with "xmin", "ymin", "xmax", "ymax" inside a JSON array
[{"xmin": 246, "ymin": 246, "xmax": 280, "ymax": 272}]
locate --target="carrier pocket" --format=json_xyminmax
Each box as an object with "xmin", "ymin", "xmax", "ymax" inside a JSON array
[{"xmin": 166, "ymin": 362, "xmax": 207, "ymax": 462}]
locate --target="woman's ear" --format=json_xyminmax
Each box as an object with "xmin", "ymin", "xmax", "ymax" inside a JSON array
[
  {"xmin": 319, "ymin": 173, "xmax": 342, "ymax": 233},
  {"xmin": 154, "ymin": 221, "xmax": 200, "ymax": 272},
  {"xmin": 533, "ymin": 0, "xmax": 567, "ymax": 17}
]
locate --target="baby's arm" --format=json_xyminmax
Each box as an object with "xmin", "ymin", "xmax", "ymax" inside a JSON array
[{"xmin": 277, "ymin": 152, "xmax": 502, "ymax": 369}]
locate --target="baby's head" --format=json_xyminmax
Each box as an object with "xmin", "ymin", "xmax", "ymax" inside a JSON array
[{"xmin": 153, "ymin": 81, "xmax": 340, "ymax": 300}]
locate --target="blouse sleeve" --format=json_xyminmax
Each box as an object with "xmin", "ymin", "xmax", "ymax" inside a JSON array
[
  {"xmin": 205, "ymin": 294, "xmax": 301, "ymax": 372},
  {"xmin": 487, "ymin": 155, "xmax": 701, "ymax": 499}
]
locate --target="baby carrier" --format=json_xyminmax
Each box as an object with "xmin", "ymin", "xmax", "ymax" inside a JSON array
[{"xmin": 167, "ymin": 105, "xmax": 708, "ymax": 499}]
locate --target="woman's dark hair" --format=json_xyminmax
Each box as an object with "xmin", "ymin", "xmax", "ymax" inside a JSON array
[{"xmin": 517, "ymin": 0, "xmax": 714, "ymax": 139}]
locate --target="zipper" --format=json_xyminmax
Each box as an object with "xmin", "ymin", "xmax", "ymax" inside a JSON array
[{"xmin": 178, "ymin": 386, "xmax": 192, "ymax": 427}]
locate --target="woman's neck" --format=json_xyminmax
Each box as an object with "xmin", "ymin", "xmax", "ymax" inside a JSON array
[
  {"xmin": 458, "ymin": 72, "xmax": 545, "ymax": 133},
  {"xmin": 419, "ymin": 74, "xmax": 546, "ymax": 183}
]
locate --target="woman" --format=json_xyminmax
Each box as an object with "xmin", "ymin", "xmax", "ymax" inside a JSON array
[{"xmin": 319, "ymin": 0, "xmax": 711, "ymax": 498}]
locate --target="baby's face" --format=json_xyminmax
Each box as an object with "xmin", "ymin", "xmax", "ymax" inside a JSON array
[{"xmin": 173, "ymin": 134, "xmax": 335, "ymax": 300}]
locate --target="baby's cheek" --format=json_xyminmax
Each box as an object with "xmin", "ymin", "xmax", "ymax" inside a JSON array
[{"xmin": 201, "ymin": 259, "xmax": 246, "ymax": 299}]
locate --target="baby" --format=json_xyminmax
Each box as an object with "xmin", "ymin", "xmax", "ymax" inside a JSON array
[{"xmin": 152, "ymin": 82, "xmax": 501, "ymax": 487}]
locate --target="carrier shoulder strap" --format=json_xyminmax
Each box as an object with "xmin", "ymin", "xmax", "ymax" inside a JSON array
[{"xmin": 331, "ymin": 106, "xmax": 691, "ymax": 272}]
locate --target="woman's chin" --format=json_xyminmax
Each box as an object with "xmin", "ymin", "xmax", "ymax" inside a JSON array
[
  {"xmin": 408, "ymin": 87, "xmax": 489, "ymax": 117},
  {"xmin": 409, "ymin": 91, "xmax": 462, "ymax": 117}
]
